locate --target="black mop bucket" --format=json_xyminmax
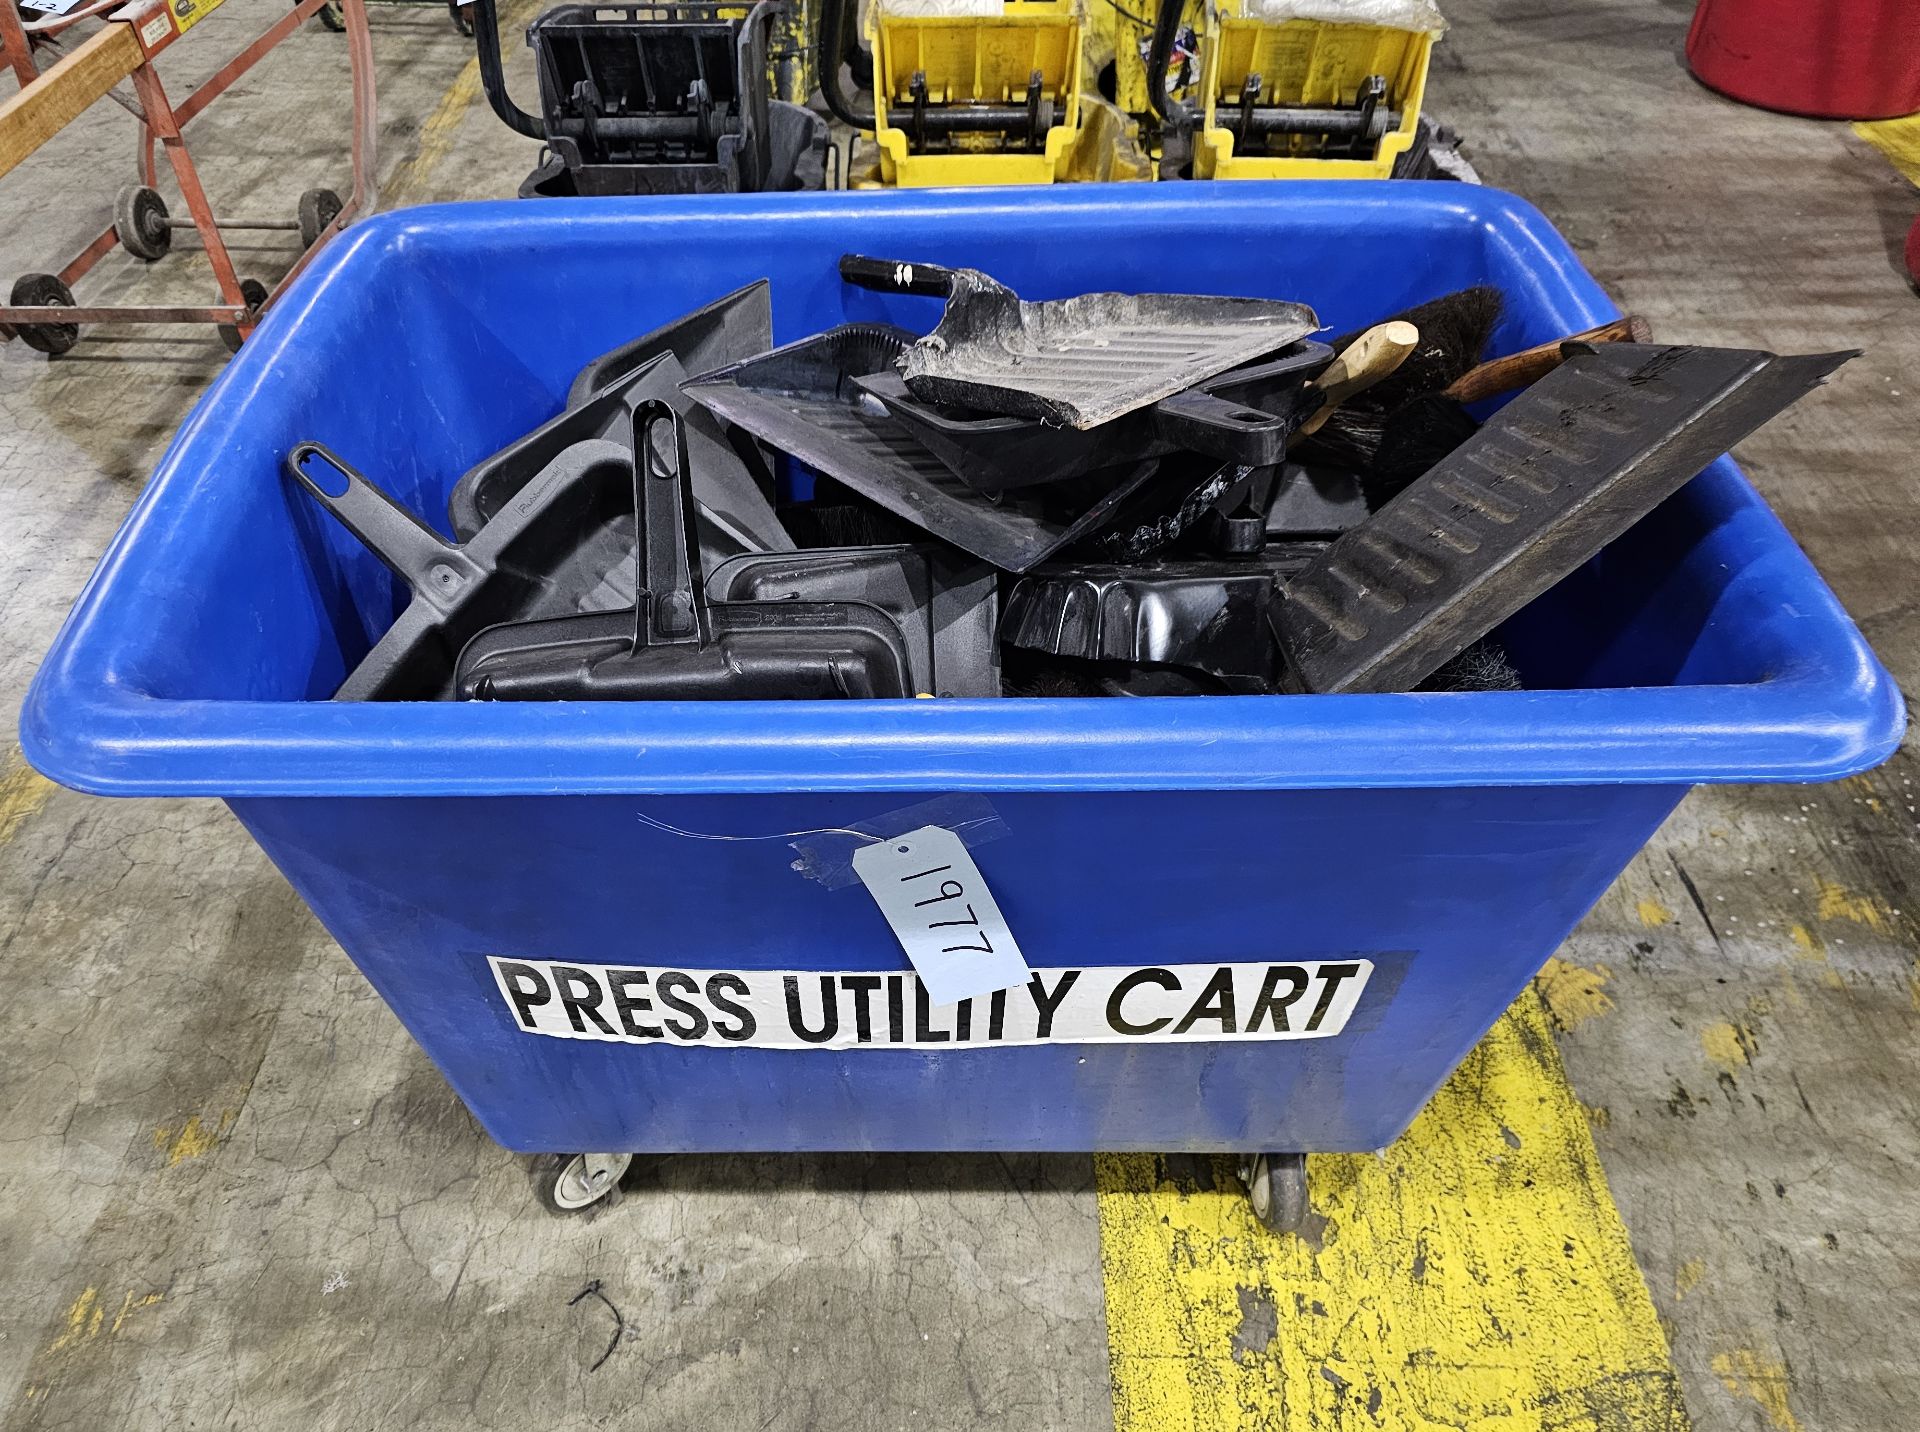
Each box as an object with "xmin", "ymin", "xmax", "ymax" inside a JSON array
[{"xmin": 475, "ymin": 0, "xmax": 828, "ymax": 196}]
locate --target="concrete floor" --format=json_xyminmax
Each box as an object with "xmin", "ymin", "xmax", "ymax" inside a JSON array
[{"xmin": 2, "ymin": 0, "xmax": 1916, "ymax": 1427}]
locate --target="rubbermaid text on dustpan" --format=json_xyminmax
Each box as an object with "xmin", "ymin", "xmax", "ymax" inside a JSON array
[{"xmin": 487, "ymin": 958, "xmax": 1373, "ymax": 1050}]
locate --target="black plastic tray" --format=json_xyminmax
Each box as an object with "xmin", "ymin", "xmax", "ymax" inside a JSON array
[
  {"xmin": 681, "ymin": 325, "xmax": 1167, "ymax": 572},
  {"xmin": 1274, "ymin": 343, "xmax": 1855, "ymax": 694},
  {"xmin": 852, "ymin": 339, "xmax": 1331, "ymax": 495},
  {"xmin": 1001, "ymin": 544, "xmax": 1325, "ymax": 689}
]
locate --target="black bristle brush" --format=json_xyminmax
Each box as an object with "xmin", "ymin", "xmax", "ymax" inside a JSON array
[
  {"xmin": 1294, "ymin": 286, "xmax": 1506, "ymax": 470},
  {"xmin": 1360, "ymin": 315, "xmax": 1654, "ymax": 510},
  {"xmin": 1417, "ymin": 639, "xmax": 1524, "ymax": 693}
]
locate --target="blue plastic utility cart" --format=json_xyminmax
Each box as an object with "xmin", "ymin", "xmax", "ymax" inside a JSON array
[{"xmin": 21, "ymin": 185, "xmax": 1902, "ymax": 1224}]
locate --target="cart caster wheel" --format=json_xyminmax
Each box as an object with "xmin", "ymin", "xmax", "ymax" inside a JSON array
[
  {"xmin": 8, "ymin": 272, "xmax": 80, "ymax": 356},
  {"xmin": 218, "ymin": 277, "xmax": 270, "ymax": 353},
  {"xmin": 1240, "ymin": 1152, "xmax": 1308, "ymax": 1235},
  {"xmin": 311, "ymin": 0, "xmax": 346, "ymax": 29},
  {"xmin": 297, "ymin": 187, "xmax": 344, "ymax": 250},
  {"xmin": 449, "ymin": 0, "xmax": 473, "ymax": 37},
  {"xmin": 115, "ymin": 184, "xmax": 172, "ymax": 261},
  {"xmin": 533, "ymin": 1152, "xmax": 632, "ymax": 1215}
]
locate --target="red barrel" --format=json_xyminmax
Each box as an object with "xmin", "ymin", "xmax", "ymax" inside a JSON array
[{"xmin": 1687, "ymin": 0, "xmax": 1920, "ymax": 120}]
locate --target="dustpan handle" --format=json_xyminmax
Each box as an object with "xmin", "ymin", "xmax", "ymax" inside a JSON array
[
  {"xmin": 838, "ymin": 255, "xmax": 957, "ymax": 298},
  {"xmin": 1154, "ymin": 388, "xmax": 1312, "ymax": 466},
  {"xmin": 286, "ymin": 442, "xmax": 484, "ymax": 606},
  {"xmin": 633, "ymin": 401, "xmax": 708, "ymax": 652}
]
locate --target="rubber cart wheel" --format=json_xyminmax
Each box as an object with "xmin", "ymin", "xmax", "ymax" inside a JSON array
[
  {"xmin": 218, "ymin": 277, "xmax": 270, "ymax": 353},
  {"xmin": 1242, "ymin": 1152, "xmax": 1309, "ymax": 1235},
  {"xmin": 532, "ymin": 1153, "xmax": 633, "ymax": 1215},
  {"xmin": 297, "ymin": 187, "xmax": 344, "ymax": 250},
  {"xmin": 8, "ymin": 272, "xmax": 80, "ymax": 356},
  {"xmin": 449, "ymin": 0, "xmax": 473, "ymax": 37},
  {"xmin": 317, "ymin": 0, "xmax": 345, "ymax": 30},
  {"xmin": 114, "ymin": 184, "xmax": 172, "ymax": 261}
]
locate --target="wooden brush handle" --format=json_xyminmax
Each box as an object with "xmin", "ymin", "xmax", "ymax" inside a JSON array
[
  {"xmin": 1294, "ymin": 320, "xmax": 1420, "ymax": 438},
  {"xmin": 1443, "ymin": 315, "xmax": 1651, "ymax": 404}
]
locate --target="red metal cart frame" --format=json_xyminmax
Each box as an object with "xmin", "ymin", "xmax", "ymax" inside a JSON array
[{"xmin": 0, "ymin": 0, "xmax": 377, "ymax": 351}]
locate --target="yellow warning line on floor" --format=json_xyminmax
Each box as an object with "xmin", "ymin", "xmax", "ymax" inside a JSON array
[
  {"xmin": 0, "ymin": 752, "xmax": 54, "ymax": 846},
  {"xmin": 1097, "ymin": 992, "xmax": 1689, "ymax": 1431},
  {"xmin": 382, "ymin": 0, "xmax": 543, "ymax": 207},
  {"xmin": 1854, "ymin": 113, "xmax": 1920, "ymax": 189},
  {"xmin": 381, "ymin": 51, "xmax": 488, "ymax": 206}
]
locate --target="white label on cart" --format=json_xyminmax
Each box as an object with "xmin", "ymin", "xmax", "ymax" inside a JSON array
[
  {"xmin": 487, "ymin": 956, "xmax": 1373, "ymax": 1051},
  {"xmin": 140, "ymin": 11, "xmax": 173, "ymax": 45},
  {"xmin": 850, "ymin": 825, "xmax": 1030, "ymax": 1006}
]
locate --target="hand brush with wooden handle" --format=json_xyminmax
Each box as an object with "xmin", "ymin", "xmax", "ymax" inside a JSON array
[
  {"xmin": 1291, "ymin": 320, "xmax": 1422, "ymax": 441},
  {"xmin": 1293, "ymin": 286, "xmax": 1505, "ymax": 470},
  {"xmin": 1362, "ymin": 315, "xmax": 1653, "ymax": 508}
]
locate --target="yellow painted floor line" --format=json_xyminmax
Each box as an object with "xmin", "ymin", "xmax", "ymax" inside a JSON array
[
  {"xmin": 1097, "ymin": 991, "xmax": 1689, "ymax": 1431},
  {"xmin": 380, "ymin": 49, "xmax": 489, "ymax": 206},
  {"xmin": 380, "ymin": 0, "xmax": 543, "ymax": 207},
  {"xmin": 1854, "ymin": 112, "xmax": 1920, "ymax": 189},
  {"xmin": 0, "ymin": 752, "xmax": 54, "ymax": 847}
]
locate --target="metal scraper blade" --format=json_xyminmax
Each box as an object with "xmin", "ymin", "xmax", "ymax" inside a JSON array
[{"xmin": 1272, "ymin": 342, "xmax": 1856, "ymax": 695}]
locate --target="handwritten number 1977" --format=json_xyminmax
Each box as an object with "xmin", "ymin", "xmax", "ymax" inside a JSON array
[{"xmin": 899, "ymin": 862, "xmax": 996, "ymax": 955}]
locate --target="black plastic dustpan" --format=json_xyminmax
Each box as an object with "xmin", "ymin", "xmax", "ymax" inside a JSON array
[
  {"xmin": 566, "ymin": 280, "xmax": 773, "ymax": 407},
  {"xmin": 287, "ymin": 438, "xmax": 635, "ymax": 701},
  {"xmin": 838, "ymin": 254, "xmax": 1319, "ymax": 429},
  {"xmin": 454, "ymin": 403, "xmax": 916, "ymax": 702},
  {"xmin": 681, "ymin": 324, "xmax": 1168, "ymax": 572},
  {"xmin": 851, "ymin": 339, "xmax": 1331, "ymax": 495},
  {"xmin": 448, "ymin": 351, "xmax": 791, "ymax": 569}
]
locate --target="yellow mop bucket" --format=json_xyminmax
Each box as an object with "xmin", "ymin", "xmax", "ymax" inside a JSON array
[
  {"xmin": 1195, "ymin": 1, "xmax": 1439, "ymax": 178},
  {"xmin": 868, "ymin": 0, "xmax": 1085, "ymax": 186}
]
